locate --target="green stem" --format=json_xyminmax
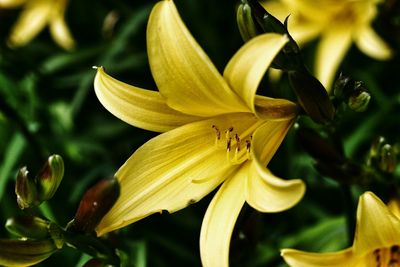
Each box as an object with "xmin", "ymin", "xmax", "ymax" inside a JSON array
[
  {"xmin": 341, "ymin": 185, "xmax": 355, "ymax": 246},
  {"xmin": 64, "ymin": 231, "xmax": 120, "ymax": 266}
]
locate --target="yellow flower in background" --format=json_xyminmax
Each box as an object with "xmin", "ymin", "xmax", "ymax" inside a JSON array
[
  {"xmin": 0, "ymin": 0, "xmax": 75, "ymax": 50},
  {"xmin": 93, "ymin": 0, "xmax": 305, "ymax": 266},
  {"xmin": 282, "ymin": 191, "xmax": 400, "ymax": 267},
  {"xmin": 262, "ymin": 0, "xmax": 393, "ymax": 89}
]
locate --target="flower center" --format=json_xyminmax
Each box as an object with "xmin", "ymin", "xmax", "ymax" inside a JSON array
[
  {"xmin": 212, "ymin": 124, "xmax": 255, "ymax": 165},
  {"xmin": 372, "ymin": 245, "xmax": 400, "ymax": 267}
]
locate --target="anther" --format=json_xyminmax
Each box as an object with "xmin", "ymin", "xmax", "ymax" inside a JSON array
[
  {"xmin": 212, "ymin": 125, "xmax": 221, "ymax": 141},
  {"xmin": 246, "ymin": 140, "xmax": 251, "ymax": 152},
  {"xmin": 227, "ymin": 138, "xmax": 232, "ymax": 152},
  {"xmin": 235, "ymin": 134, "xmax": 241, "ymax": 151},
  {"xmin": 225, "ymin": 127, "xmax": 233, "ymax": 139}
]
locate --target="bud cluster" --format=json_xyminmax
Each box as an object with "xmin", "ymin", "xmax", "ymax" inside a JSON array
[
  {"xmin": 15, "ymin": 154, "xmax": 64, "ymax": 209},
  {"xmin": 334, "ymin": 73, "xmax": 371, "ymax": 112}
]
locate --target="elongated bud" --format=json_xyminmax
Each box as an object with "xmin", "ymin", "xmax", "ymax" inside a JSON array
[
  {"xmin": 15, "ymin": 167, "xmax": 39, "ymax": 209},
  {"xmin": 246, "ymin": 0, "xmax": 302, "ymax": 71},
  {"xmin": 71, "ymin": 178, "xmax": 120, "ymax": 233},
  {"xmin": 5, "ymin": 216, "xmax": 50, "ymax": 239},
  {"xmin": 237, "ymin": 1, "xmax": 261, "ymax": 42},
  {"xmin": 0, "ymin": 238, "xmax": 58, "ymax": 266},
  {"xmin": 35, "ymin": 154, "xmax": 64, "ymax": 202},
  {"xmin": 289, "ymin": 69, "xmax": 335, "ymax": 124}
]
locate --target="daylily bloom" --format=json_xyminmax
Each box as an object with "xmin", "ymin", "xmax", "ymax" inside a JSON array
[
  {"xmin": 282, "ymin": 191, "xmax": 400, "ymax": 267},
  {"xmin": 262, "ymin": 0, "xmax": 393, "ymax": 89},
  {"xmin": 0, "ymin": 0, "xmax": 75, "ymax": 50},
  {"xmin": 94, "ymin": 0, "xmax": 305, "ymax": 266}
]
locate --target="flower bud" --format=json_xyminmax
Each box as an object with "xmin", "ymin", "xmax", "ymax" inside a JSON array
[
  {"xmin": 0, "ymin": 238, "xmax": 58, "ymax": 266},
  {"xmin": 71, "ymin": 178, "xmax": 120, "ymax": 233},
  {"xmin": 289, "ymin": 69, "xmax": 335, "ymax": 124},
  {"xmin": 15, "ymin": 166, "xmax": 39, "ymax": 209},
  {"xmin": 347, "ymin": 82, "xmax": 370, "ymax": 112},
  {"xmin": 35, "ymin": 154, "xmax": 64, "ymax": 202},
  {"xmin": 237, "ymin": 1, "xmax": 261, "ymax": 42},
  {"xmin": 5, "ymin": 216, "xmax": 50, "ymax": 239},
  {"xmin": 333, "ymin": 73, "xmax": 354, "ymax": 99},
  {"xmin": 379, "ymin": 144, "xmax": 397, "ymax": 173}
]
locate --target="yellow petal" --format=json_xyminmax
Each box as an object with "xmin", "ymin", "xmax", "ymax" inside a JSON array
[
  {"xmin": 224, "ymin": 33, "xmax": 288, "ymax": 114},
  {"xmin": 49, "ymin": 0, "xmax": 75, "ymax": 50},
  {"xmin": 251, "ymin": 119, "xmax": 293, "ymax": 166},
  {"xmin": 387, "ymin": 198, "xmax": 400, "ymax": 219},
  {"xmin": 355, "ymin": 26, "xmax": 393, "ymax": 60},
  {"xmin": 0, "ymin": 0, "xmax": 26, "ymax": 8},
  {"xmin": 254, "ymin": 95, "xmax": 298, "ymax": 121},
  {"xmin": 96, "ymin": 113, "xmax": 259, "ymax": 236},
  {"xmin": 94, "ymin": 67, "xmax": 200, "ymax": 133},
  {"xmin": 353, "ymin": 192, "xmax": 400, "ymax": 255},
  {"xmin": 281, "ymin": 247, "xmax": 355, "ymax": 267},
  {"xmin": 147, "ymin": 0, "xmax": 248, "ymax": 117},
  {"xmin": 246, "ymin": 120, "xmax": 304, "ymax": 212},
  {"xmin": 315, "ymin": 27, "xmax": 352, "ymax": 90},
  {"xmin": 246, "ymin": 165, "xmax": 305, "ymax": 212},
  {"xmin": 7, "ymin": 0, "xmax": 51, "ymax": 47},
  {"xmin": 200, "ymin": 165, "xmax": 247, "ymax": 267}
]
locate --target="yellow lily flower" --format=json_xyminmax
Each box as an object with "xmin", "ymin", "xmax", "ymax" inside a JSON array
[
  {"xmin": 262, "ymin": 0, "xmax": 393, "ymax": 89},
  {"xmin": 0, "ymin": 0, "xmax": 75, "ymax": 50},
  {"xmin": 282, "ymin": 191, "xmax": 400, "ymax": 267},
  {"xmin": 94, "ymin": 0, "xmax": 305, "ymax": 266}
]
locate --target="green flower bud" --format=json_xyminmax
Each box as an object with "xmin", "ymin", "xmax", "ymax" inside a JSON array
[
  {"xmin": 237, "ymin": 1, "xmax": 261, "ymax": 42},
  {"xmin": 333, "ymin": 73, "xmax": 353, "ymax": 99},
  {"xmin": 15, "ymin": 167, "xmax": 39, "ymax": 209},
  {"xmin": 5, "ymin": 216, "xmax": 50, "ymax": 239},
  {"xmin": 289, "ymin": 69, "xmax": 335, "ymax": 124},
  {"xmin": 0, "ymin": 238, "xmax": 58, "ymax": 266},
  {"xmin": 71, "ymin": 178, "xmax": 120, "ymax": 233},
  {"xmin": 35, "ymin": 154, "xmax": 64, "ymax": 202},
  {"xmin": 379, "ymin": 144, "xmax": 397, "ymax": 173},
  {"xmin": 347, "ymin": 82, "xmax": 370, "ymax": 112}
]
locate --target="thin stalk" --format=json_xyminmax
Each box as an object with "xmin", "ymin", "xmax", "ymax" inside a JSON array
[{"xmin": 341, "ymin": 185, "xmax": 355, "ymax": 246}]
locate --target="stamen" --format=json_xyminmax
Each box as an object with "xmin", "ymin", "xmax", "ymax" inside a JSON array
[
  {"xmin": 390, "ymin": 245, "xmax": 400, "ymax": 266},
  {"xmin": 212, "ymin": 125, "xmax": 221, "ymax": 145},
  {"xmin": 225, "ymin": 127, "xmax": 233, "ymax": 139},
  {"xmin": 374, "ymin": 249, "xmax": 381, "ymax": 267}
]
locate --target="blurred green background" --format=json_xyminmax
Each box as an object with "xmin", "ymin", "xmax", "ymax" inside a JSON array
[{"xmin": 0, "ymin": 0, "xmax": 399, "ymax": 266}]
